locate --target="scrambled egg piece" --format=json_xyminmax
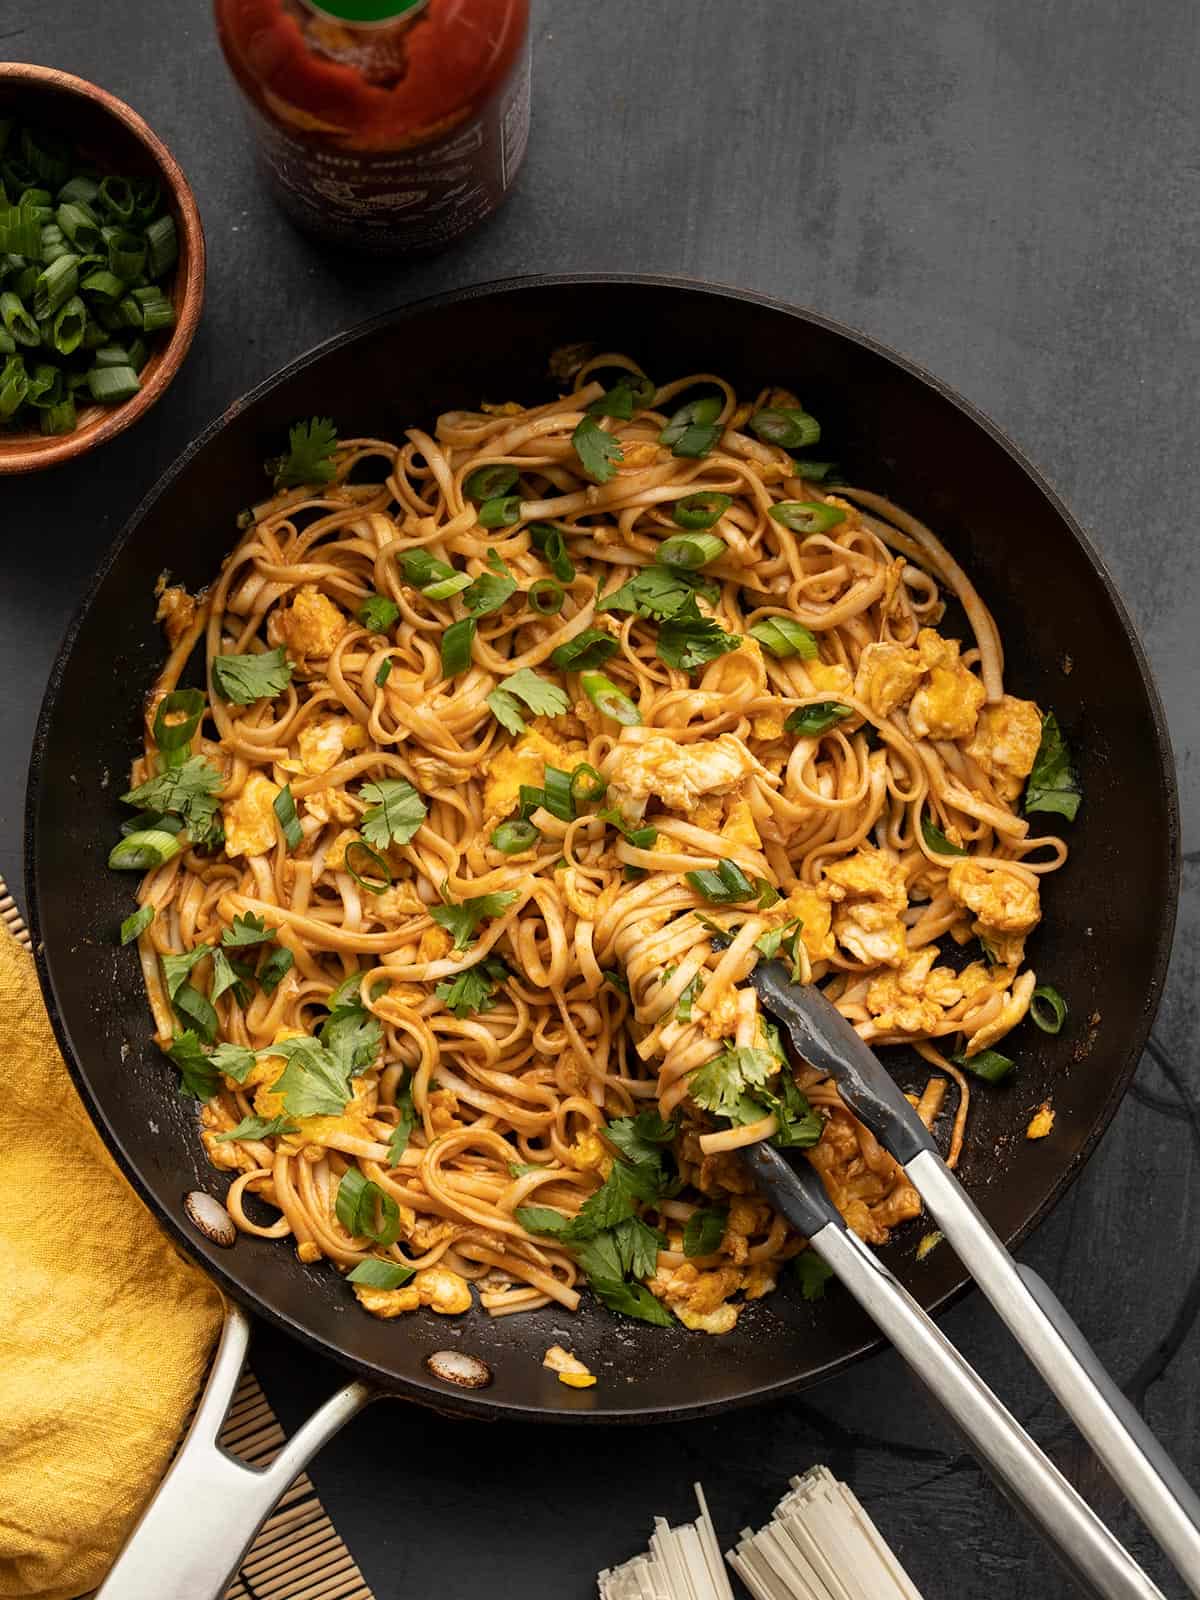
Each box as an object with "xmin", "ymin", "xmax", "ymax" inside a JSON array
[
  {"xmin": 282, "ymin": 1077, "xmax": 379, "ymax": 1154},
  {"xmin": 866, "ymin": 946, "xmax": 965, "ymax": 1033},
  {"xmin": 323, "ymin": 828, "xmax": 360, "ymax": 873},
  {"xmin": 780, "ymin": 886, "xmax": 834, "ymax": 962},
  {"xmin": 352, "ymin": 1264, "xmax": 472, "ymax": 1320},
  {"xmin": 721, "ymin": 796, "xmax": 761, "ymax": 850},
  {"xmin": 543, "ymin": 1346, "xmax": 597, "ymax": 1387},
  {"xmin": 223, "ymin": 773, "xmax": 282, "ymax": 858},
  {"xmin": 302, "ymin": 786, "xmax": 357, "ymax": 824},
  {"xmin": 752, "ymin": 711, "xmax": 786, "ymax": 741},
  {"xmin": 854, "ymin": 641, "xmax": 924, "ymax": 716},
  {"xmin": 822, "ymin": 847, "xmax": 909, "ymax": 967},
  {"xmin": 947, "ymin": 861, "xmax": 1040, "ymax": 935},
  {"xmin": 245, "ymin": 1026, "xmax": 308, "ymax": 1102},
  {"xmin": 966, "ymin": 695, "xmax": 1043, "ymax": 800},
  {"xmin": 1027, "ymin": 1102, "xmax": 1056, "ymax": 1139},
  {"xmin": 567, "ymin": 1131, "xmax": 613, "ymax": 1175},
  {"xmin": 290, "ymin": 715, "xmax": 366, "ymax": 776},
  {"xmin": 483, "ymin": 726, "xmax": 582, "ymax": 823},
  {"xmin": 700, "ymin": 987, "xmax": 740, "ymax": 1040},
  {"xmin": 603, "ymin": 732, "xmax": 756, "ymax": 814},
  {"xmin": 269, "ymin": 585, "xmax": 348, "ymax": 662},
  {"xmin": 418, "ymin": 926, "xmax": 452, "ymax": 962},
  {"xmin": 428, "ymin": 1087, "xmax": 461, "ymax": 1133},
  {"xmin": 907, "ymin": 631, "xmax": 985, "ymax": 741},
  {"xmin": 807, "ymin": 660, "xmax": 854, "ymax": 698},
  {"xmin": 649, "ymin": 1263, "xmax": 744, "ymax": 1333},
  {"xmin": 156, "ymin": 583, "xmax": 198, "ymax": 646},
  {"xmin": 962, "ymin": 969, "xmax": 1036, "ymax": 1055},
  {"xmin": 353, "ymin": 1282, "xmax": 420, "ymax": 1317}
]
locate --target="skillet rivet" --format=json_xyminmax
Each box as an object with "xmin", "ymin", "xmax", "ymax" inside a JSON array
[
  {"xmin": 183, "ymin": 1190, "xmax": 237, "ymax": 1248},
  {"xmin": 425, "ymin": 1350, "xmax": 492, "ymax": 1389}
]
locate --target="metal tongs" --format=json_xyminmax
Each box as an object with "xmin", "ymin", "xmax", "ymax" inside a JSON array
[{"xmin": 737, "ymin": 957, "xmax": 1200, "ymax": 1600}]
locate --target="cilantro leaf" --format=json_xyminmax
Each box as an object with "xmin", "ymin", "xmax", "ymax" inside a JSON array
[
  {"xmin": 686, "ymin": 859, "xmax": 759, "ymax": 905},
  {"xmin": 1024, "ymin": 711, "xmax": 1081, "ymax": 822},
  {"xmin": 216, "ymin": 1113, "xmax": 299, "ymax": 1142},
  {"xmin": 486, "ymin": 667, "xmax": 570, "ymax": 736},
  {"xmin": 319, "ymin": 1002, "xmax": 382, "ymax": 1076},
  {"xmin": 211, "ymin": 1040, "xmax": 259, "ymax": 1082},
  {"xmin": 515, "ymin": 1205, "xmax": 572, "ymax": 1237},
  {"xmin": 596, "ymin": 564, "xmax": 714, "ymax": 620},
  {"xmin": 588, "ymin": 1277, "xmax": 675, "ymax": 1325},
  {"xmin": 656, "ymin": 597, "xmax": 741, "ymax": 671},
  {"xmin": 359, "ymin": 778, "xmax": 427, "ymax": 849},
  {"xmin": 611, "ymin": 1215, "xmax": 665, "ymax": 1279},
  {"xmin": 211, "ymin": 646, "xmax": 292, "ymax": 706},
  {"xmin": 767, "ymin": 1069, "xmax": 824, "ymax": 1148},
  {"xmin": 265, "ymin": 1035, "xmax": 353, "ymax": 1116},
  {"xmin": 604, "ymin": 1116, "xmax": 670, "ymax": 1181},
  {"xmin": 630, "ymin": 1109, "xmax": 678, "ymax": 1144},
  {"xmin": 683, "ymin": 1205, "xmax": 728, "ymax": 1257},
  {"xmin": 271, "ymin": 416, "xmax": 338, "ymax": 490},
  {"xmin": 123, "ymin": 755, "xmax": 223, "ymax": 847},
  {"xmin": 223, "ymin": 911, "xmax": 276, "ymax": 947},
  {"xmin": 165, "ymin": 1031, "xmax": 220, "ymax": 1099},
  {"xmin": 571, "ymin": 1156, "xmax": 663, "ymax": 1234},
  {"xmin": 259, "ymin": 946, "xmax": 294, "ymax": 994},
  {"xmin": 435, "ymin": 958, "xmax": 509, "ymax": 1019},
  {"xmin": 675, "ymin": 973, "xmax": 702, "ymax": 1021},
  {"xmin": 210, "ymin": 949, "xmax": 254, "ymax": 1008},
  {"xmin": 160, "ymin": 945, "xmax": 211, "ymax": 1000},
  {"xmin": 462, "ymin": 556, "xmax": 518, "ymax": 617},
  {"xmin": 172, "ymin": 984, "xmax": 218, "ymax": 1043},
  {"xmin": 795, "ymin": 1251, "xmax": 834, "ymax": 1301},
  {"xmin": 549, "ymin": 627, "xmax": 619, "ymax": 672},
  {"xmin": 571, "ymin": 414, "xmax": 623, "ymax": 483},
  {"xmin": 689, "ymin": 1047, "xmax": 777, "ymax": 1121},
  {"xmin": 785, "ymin": 702, "xmax": 854, "ymax": 737},
  {"xmin": 430, "ymin": 889, "xmax": 519, "ymax": 950}
]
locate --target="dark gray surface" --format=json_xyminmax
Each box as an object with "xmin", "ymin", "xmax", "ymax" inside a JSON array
[{"xmin": 4, "ymin": 2, "xmax": 1198, "ymax": 1596}]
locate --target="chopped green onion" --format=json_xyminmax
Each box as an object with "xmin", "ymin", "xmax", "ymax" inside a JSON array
[
  {"xmin": 0, "ymin": 329, "xmax": 14, "ymax": 356},
  {"xmin": 769, "ymin": 501, "xmax": 846, "ymax": 535},
  {"xmin": 374, "ymin": 657, "xmax": 393, "ymax": 687},
  {"xmin": 569, "ymin": 762, "xmax": 607, "ymax": 805},
  {"xmin": 748, "ymin": 617, "xmax": 819, "ymax": 659},
  {"xmin": 580, "ymin": 670, "xmax": 641, "ymax": 725},
  {"xmin": 749, "ymin": 408, "xmax": 821, "ymax": 450},
  {"xmin": 131, "ymin": 177, "xmax": 162, "ymax": 222},
  {"xmin": 528, "ymin": 578, "xmax": 564, "ymax": 614},
  {"xmin": 491, "ymin": 818, "xmax": 539, "ymax": 853},
  {"xmin": 51, "ymin": 295, "xmax": 86, "ymax": 356},
  {"xmin": 97, "ymin": 175, "xmax": 135, "ymax": 221},
  {"xmin": 106, "ymin": 228, "xmax": 146, "ymax": 282},
  {"xmin": 660, "ymin": 395, "xmax": 723, "ymax": 458},
  {"xmin": 58, "ymin": 175, "xmax": 100, "ymax": 207},
  {"xmin": 115, "ymin": 295, "xmax": 143, "ymax": 329},
  {"xmin": 119, "ymin": 903, "xmax": 155, "ymax": 944},
  {"xmin": 344, "ymin": 840, "xmax": 392, "ymax": 895},
  {"xmin": 0, "ymin": 354, "xmax": 27, "ymax": 418},
  {"xmin": 658, "ymin": 532, "xmax": 725, "ymax": 569},
  {"xmin": 108, "ymin": 828, "xmax": 183, "ymax": 870},
  {"xmin": 273, "ymin": 785, "xmax": 303, "ymax": 851},
  {"xmin": 126, "ymin": 335, "xmax": 148, "ymax": 374},
  {"xmin": 952, "ymin": 1048, "xmax": 1016, "ymax": 1084},
  {"xmin": 478, "ymin": 494, "xmax": 521, "ymax": 528},
  {"xmin": 93, "ymin": 343, "xmax": 130, "ymax": 367},
  {"xmin": 144, "ymin": 213, "xmax": 177, "ymax": 276},
  {"xmin": 357, "ymin": 593, "xmax": 400, "ymax": 633},
  {"xmin": 785, "ymin": 701, "xmax": 854, "ymax": 736},
  {"xmin": 540, "ymin": 766, "xmax": 575, "ymax": 822},
  {"xmin": 0, "ymin": 290, "xmax": 38, "ymax": 346},
  {"xmin": 528, "ymin": 522, "xmax": 575, "ymax": 583},
  {"xmin": 687, "ymin": 860, "xmax": 758, "ymax": 904},
  {"xmin": 1030, "ymin": 985, "xmax": 1067, "ymax": 1034},
  {"xmin": 440, "ymin": 617, "xmax": 476, "ymax": 677},
  {"xmin": 587, "ymin": 372, "xmax": 655, "ymax": 418},
  {"xmin": 56, "ymin": 201, "xmax": 100, "ymax": 253},
  {"xmin": 39, "ymin": 222, "xmax": 69, "ymax": 263},
  {"xmin": 464, "ymin": 463, "xmax": 518, "ymax": 503},
  {"xmin": 25, "ymin": 362, "xmax": 62, "ymax": 408},
  {"xmin": 422, "ymin": 571, "xmax": 473, "ymax": 600},
  {"xmin": 153, "ymin": 687, "xmax": 206, "ymax": 764},
  {"xmin": 20, "ymin": 128, "xmax": 71, "ymax": 188},
  {"xmin": 39, "ymin": 395, "xmax": 75, "ymax": 434},
  {"xmin": 793, "ymin": 458, "xmax": 838, "ymax": 482},
  {"xmin": 0, "ymin": 206, "xmax": 42, "ymax": 258},
  {"xmin": 86, "ymin": 362, "xmax": 139, "ymax": 402},
  {"xmin": 672, "ymin": 491, "xmax": 731, "ymax": 531}
]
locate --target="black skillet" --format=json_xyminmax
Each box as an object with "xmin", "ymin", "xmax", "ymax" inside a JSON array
[{"xmin": 25, "ymin": 278, "xmax": 1178, "ymax": 1460}]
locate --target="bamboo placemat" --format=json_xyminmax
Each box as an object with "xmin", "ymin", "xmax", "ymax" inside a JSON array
[{"xmin": 0, "ymin": 872, "xmax": 374, "ymax": 1600}]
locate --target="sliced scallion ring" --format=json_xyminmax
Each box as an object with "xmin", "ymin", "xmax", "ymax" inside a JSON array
[
  {"xmin": 748, "ymin": 616, "xmax": 819, "ymax": 659},
  {"xmin": 344, "ymin": 839, "xmax": 392, "ymax": 895},
  {"xmin": 478, "ymin": 494, "xmax": 521, "ymax": 529},
  {"xmin": 528, "ymin": 522, "xmax": 575, "ymax": 583},
  {"xmin": 658, "ymin": 532, "xmax": 726, "ymax": 570},
  {"xmin": 569, "ymin": 762, "xmax": 607, "ymax": 805},
  {"xmin": 119, "ymin": 903, "xmax": 155, "ymax": 944},
  {"xmin": 528, "ymin": 578, "xmax": 564, "ymax": 614},
  {"xmin": 464, "ymin": 463, "xmax": 518, "ymax": 503},
  {"xmin": 581, "ymin": 671, "xmax": 641, "ymax": 725},
  {"xmin": 491, "ymin": 818, "xmax": 539, "ymax": 853},
  {"xmin": 671, "ymin": 491, "xmax": 732, "ymax": 531},
  {"xmin": 1030, "ymin": 985, "xmax": 1067, "ymax": 1034},
  {"xmin": 422, "ymin": 571, "xmax": 473, "ymax": 600},
  {"xmin": 540, "ymin": 766, "xmax": 576, "ymax": 821},
  {"xmin": 769, "ymin": 501, "xmax": 846, "ymax": 535},
  {"xmin": 749, "ymin": 408, "xmax": 821, "ymax": 450},
  {"xmin": 108, "ymin": 828, "xmax": 183, "ymax": 871},
  {"xmin": 153, "ymin": 687, "xmax": 206, "ymax": 764},
  {"xmin": 273, "ymin": 784, "xmax": 303, "ymax": 851}
]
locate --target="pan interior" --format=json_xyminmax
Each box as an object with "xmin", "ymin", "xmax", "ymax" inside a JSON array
[{"xmin": 27, "ymin": 278, "xmax": 1178, "ymax": 1421}]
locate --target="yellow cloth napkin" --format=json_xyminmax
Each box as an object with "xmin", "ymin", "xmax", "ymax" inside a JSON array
[{"xmin": 0, "ymin": 924, "xmax": 223, "ymax": 1600}]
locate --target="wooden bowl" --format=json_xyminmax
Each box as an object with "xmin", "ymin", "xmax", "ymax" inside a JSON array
[{"xmin": 0, "ymin": 64, "xmax": 205, "ymax": 474}]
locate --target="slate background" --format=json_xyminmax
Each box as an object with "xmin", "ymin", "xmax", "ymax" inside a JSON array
[{"xmin": 3, "ymin": 2, "xmax": 1198, "ymax": 1596}]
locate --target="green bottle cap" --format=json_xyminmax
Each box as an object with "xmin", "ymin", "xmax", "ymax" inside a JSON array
[{"xmin": 301, "ymin": 0, "xmax": 428, "ymax": 23}]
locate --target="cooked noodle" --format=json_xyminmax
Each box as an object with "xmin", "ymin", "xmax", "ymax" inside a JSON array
[{"xmin": 125, "ymin": 355, "xmax": 1063, "ymax": 1334}]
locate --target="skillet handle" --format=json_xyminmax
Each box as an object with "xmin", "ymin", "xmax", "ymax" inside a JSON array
[{"xmin": 97, "ymin": 1301, "xmax": 375, "ymax": 1600}]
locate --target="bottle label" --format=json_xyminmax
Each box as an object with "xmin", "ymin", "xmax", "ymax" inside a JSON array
[
  {"xmin": 246, "ymin": 35, "xmax": 530, "ymax": 253},
  {"xmin": 300, "ymin": 0, "xmax": 429, "ymax": 21}
]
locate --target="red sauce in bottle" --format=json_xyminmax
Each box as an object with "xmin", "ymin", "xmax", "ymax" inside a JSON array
[{"xmin": 213, "ymin": 0, "xmax": 530, "ymax": 253}]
